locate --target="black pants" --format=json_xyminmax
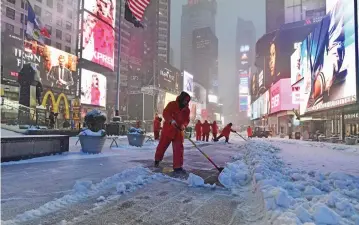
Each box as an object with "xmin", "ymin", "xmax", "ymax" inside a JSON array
[{"xmin": 216, "ymin": 134, "xmax": 229, "ymax": 143}]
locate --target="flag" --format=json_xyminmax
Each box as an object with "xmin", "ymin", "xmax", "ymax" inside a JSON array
[
  {"xmin": 26, "ymin": 0, "xmax": 50, "ymax": 43},
  {"xmin": 124, "ymin": 0, "xmax": 150, "ymax": 28}
]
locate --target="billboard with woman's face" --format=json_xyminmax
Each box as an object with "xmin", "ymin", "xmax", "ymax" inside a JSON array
[
  {"xmin": 299, "ymin": 0, "xmax": 357, "ymax": 114},
  {"xmin": 81, "ymin": 68, "xmax": 107, "ymax": 107},
  {"xmin": 82, "ymin": 11, "xmax": 115, "ymax": 71}
]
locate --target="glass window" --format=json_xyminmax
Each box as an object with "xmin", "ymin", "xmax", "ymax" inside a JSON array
[
  {"xmin": 56, "ymin": 29, "xmax": 62, "ymax": 39},
  {"xmin": 56, "ymin": 18, "xmax": 62, "ymax": 27},
  {"xmin": 56, "ymin": 42, "xmax": 62, "ymax": 49},
  {"xmin": 6, "ymin": 23, "xmax": 15, "ymax": 33},
  {"xmin": 57, "ymin": 3, "xmax": 63, "ymax": 13},
  {"xmin": 21, "ymin": 0, "xmax": 28, "ymax": 10},
  {"xmin": 65, "ymin": 46, "xmax": 71, "ymax": 53},
  {"xmin": 46, "ymin": 0, "xmax": 53, "ymax": 8},
  {"xmin": 65, "ymin": 21, "xmax": 72, "ymax": 31},
  {"xmin": 34, "ymin": 5, "xmax": 41, "ymax": 16},
  {"xmin": 7, "ymin": 0, "xmax": 15, "ymax": 4},
  {"xmin": 6, "ymin": 7, "xmax": 16, "ymax": 20},
  {"xmin": 20, "ymin": 13, "xmax": 28, "ymax": 24},
  {"xmin": 65, "ymin": 34, "xmax": 71, "ymax": 43}
]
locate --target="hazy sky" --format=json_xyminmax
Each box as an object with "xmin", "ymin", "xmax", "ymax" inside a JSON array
[{"xmin": 170, "ymin": 0, "xmax": 265, "ymax": 114}]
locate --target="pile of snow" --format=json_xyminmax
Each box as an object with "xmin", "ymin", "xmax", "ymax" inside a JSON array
[
  {"xmin": 222, "ymin": 140, "xmax": 359, "ymax": 225},
  {"xmin": 2, "ymin": 167, "xmax": 161, "ymax": 225},
  {"xmin": 128, "ymin": 127, "xmax": 145, "ymax": 135},
  {"xmin": 79, "ymin": 129, "xmax": 106, "ymax": 136},
  {"xmin": 186, "ymin": 173, "xmax": 216, "ymax": 188}
]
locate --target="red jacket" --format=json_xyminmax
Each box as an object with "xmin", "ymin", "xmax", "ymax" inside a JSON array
[
  {"xmin": 195, "ymin": 122, "xmax": 202, "ymax": 134},
  {"xmin": 221, "ymin": 125, "xmax": 235, "ymax": 137},
  {"xmin": 211, "ymin": 122, "xmax": 218, "ymax": 134},
  {"xmin": 153, "ymin": 118, "xmax": 161, "ymax": 132},
  {"xmin": 247, "ymin": 127, "xmax": 253, "ymax": 136},
  {"xmin": 161, "ymin": 98, "xmax": 190, "ymax": 139},
  {"xmin": 202, "ymin": 121, "xmax": 211, "ymax": 134}
]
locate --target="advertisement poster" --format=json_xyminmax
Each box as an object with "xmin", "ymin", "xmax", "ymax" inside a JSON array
[
  {"xmin": 84, "ymin": 0, "xmax": 116, "ymax": 27},
  {"xmin": 270, "ymin": 78, "xmax": 298, "ymax": 114},
  {"xmin": 193, "ymin": 82, "xmax": 207, "ymax": 109},
  {"xmin": 82, "ymin": 11, "xmax": 115, "ymax": 71},
  {"xmin": 157, "ymin": 60, "xmax": 180, "ymax": 92},
  {"xmin": 299, "ymin": 0, "xmax": 357, "ymax": 115},
  {"xmin": 1, "ymin": 33, "xmax": 78, "ymax": 94},
  {"xmin": 290, "ymin": 43, "xmax": 303, "ymax": 85},
  {"xmin": 183, "ymin": 71, "xmax": 194, "ymax": 97},
  {"xmin": 81, "ymin": 69, "xmax": 107, "ymax": 107}
]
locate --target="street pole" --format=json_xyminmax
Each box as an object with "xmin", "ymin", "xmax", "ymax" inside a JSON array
[{"xmin": 115, "ymin": 1, "xmax": 121, "ymax": 117}]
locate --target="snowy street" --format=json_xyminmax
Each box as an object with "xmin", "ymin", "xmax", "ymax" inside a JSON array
[{"xmin": 1, "ymin": 134, "xmax": 359, "ymax": 224}]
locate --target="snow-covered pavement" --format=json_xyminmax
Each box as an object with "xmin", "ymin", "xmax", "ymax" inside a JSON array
[
  {"xmin": 266, "ymin": 138, "xmax": 359, "ymax": 176},
  {"xmin": 2, "ymin": 134, "xmax": 359, "ymax": 224}
]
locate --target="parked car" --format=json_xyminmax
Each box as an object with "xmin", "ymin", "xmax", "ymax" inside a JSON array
[{"xmin": 252, "ymin": 126, "xmax": 272, "ymax": 138}]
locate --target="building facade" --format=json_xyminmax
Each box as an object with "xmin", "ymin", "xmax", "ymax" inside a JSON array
[
  {"xmin": 266, "ymin": 0, "xmax": 326, "ymax": 33},
  {"xmin": 181, "ymin": 0, "xmax": 216, "ymax": 74},
  {"xmin": 235, "ymin": 18, "xmax": 256, "ymax": 126}
]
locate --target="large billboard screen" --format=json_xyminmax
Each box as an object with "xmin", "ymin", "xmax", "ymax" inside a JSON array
[
  {"xmin": 81, "ymin": 68, "xmax": 107, "ymax": 107},
  {"xmin": 1, "ymin": 33, "xmax": 78, "ymax": 94},
  {"xmin": 84, "ymin": 0, "xmax": 116, "ymax": 28},
  {"xmin": 299, "ymin": 0, "xmax": 357, "ymax": 115},
  {"xmin": 239, "ymin": 96, "xmax": 248, "ymax": 112},
  {"xmin": 82, "ymin": 11, "xmax": 115, "ymax": 71},
  {"xmin": 270, "ymin": 78, "xmax": 299, "ymax": 114},
  {"xmin": 157, "ymin": 60, "xmax": 181, "ymax": 92},
  {"xmin": 183, "ymin": 71, "xmax": 194, "ymax": 97}
]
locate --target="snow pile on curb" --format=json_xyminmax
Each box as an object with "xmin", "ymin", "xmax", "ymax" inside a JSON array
[
  {"xmin": 224, "ymin": 140, "xmax": 359, "ymax": 225},
  {"xmin": 2, "ymin": 167, "xmax": 161, "ymax": 225}
]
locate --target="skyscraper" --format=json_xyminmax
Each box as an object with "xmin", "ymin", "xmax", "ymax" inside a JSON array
[
  {"xmin": 192, "ymin": 27, "xmax": 218, "ymax": 95},
  {"xmin": 181, "ymin": 0, "xmax": 216, "ymax": 74},
  {"xmin": 235, "ymin": 18, "xmax": 255, "ymax": 124}
]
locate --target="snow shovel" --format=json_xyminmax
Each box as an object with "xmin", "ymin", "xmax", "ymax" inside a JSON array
[
  {"xmin": 186, "ymin": 136, "xmax": 224, "ymax": 173},
  {"xmin": 235, "ymin": 132, "xmax": 248, "ymax": 141},
  {"xmin": 175, "ymin": 125, "xmax": 224, "ymax": 172}
]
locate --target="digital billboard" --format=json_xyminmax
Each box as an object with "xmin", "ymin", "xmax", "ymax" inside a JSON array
[
  {"xmin": 270, "ymin": 78, "xmax": 299, "ymax": 114},
  {"xmin": 299, "ymin": 0, "xmax": 357, "ymax": 115},
  {"xmin": 1, "ymin": 33, "xmax": 78, "ymax": 94},
  {"xmin": 84, "ymin": 0, "xmax": 116, "ymax": 28},
  {"xmin": 290, "ymin": 42, "xmax": 303, "ymax": 85},
  {"xmin": 81, "ymin": 68, "xmax": 107, "ymax": 107},
  {"xmin": 157, "ymin": 60, "xmax": 181, "ymax": 92},
  {"xmin": 193, "ymin": 82, "xmax": 207, "ymax": 108},
  {"xmin": 183, "ymin": 71, "xmax": 194, "ymax": 97},
  {"xmin": 82, "ymin": 11, "xmax": 115, "ymax": 71},
  {"xmin": 239, "ymin": 96, "xmax": 248, "ymax": 112}
]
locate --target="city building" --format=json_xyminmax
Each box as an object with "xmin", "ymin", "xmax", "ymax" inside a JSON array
[
  {"xmin": 180, "ymin": 0, "xmax": 216, "ymax": 74},
  {"xmin": 235, "ymin": 18, "xmax": 255, "ymax": 126},
  {"xmin": 1, "ymin": 0, "xmax": 78, "ymax": 54},
  {"xmin": 266, "ymin": 0, "xmax": 326, "ymax": 33},
  {"xmin": 192, "ymin": 27, "xmax": 218, "ymax": 94},
  {"xmin": 192, "ymin": 27, "xmax": 218, "ymax": 121}
]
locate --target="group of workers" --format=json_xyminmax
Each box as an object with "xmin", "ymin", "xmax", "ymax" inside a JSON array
[{"xmin": 194, "ymin": 120, "xmax": 218, "ymax": 142}]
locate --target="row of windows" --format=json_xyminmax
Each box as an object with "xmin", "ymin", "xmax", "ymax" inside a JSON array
[
  {"xmin": 5, "ymin": 2, "xmax": 74, "ymax": 30},
  {"xmin": 5, "ymin": 6, "xmax": 73, "ymax": 43},
  {"xmin": 4, "ymin": 22, "xmax": 72, "ymax": 53},
  {"xmin": 7, "ymin": 0, "xmax": 72, "ymax": 9}
]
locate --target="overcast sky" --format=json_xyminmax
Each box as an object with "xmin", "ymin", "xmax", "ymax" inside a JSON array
[{"xmin": 170, "ymin": 0, "xmax": 266, "ymax": 115}]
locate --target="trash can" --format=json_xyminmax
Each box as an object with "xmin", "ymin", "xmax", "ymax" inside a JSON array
[
  {"xmin": 127, "ymin": 133, "xmax": 146, "ymax": 147},
  {"xmin": 295, "ymin": 132, "xmax": 301, "ymax": 140}
]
